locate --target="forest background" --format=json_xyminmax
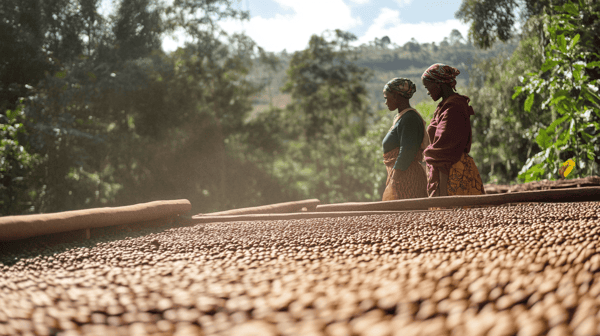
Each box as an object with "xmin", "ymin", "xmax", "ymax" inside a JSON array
[{"xmin": 1, "ymin": 0, "xmax": 599, "ymax": 216}]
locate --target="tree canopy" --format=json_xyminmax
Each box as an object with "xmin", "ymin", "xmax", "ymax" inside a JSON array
[
  {"xmin": 2, "ymin": 0, "xmax": 598, "ymax": 216},
  {"xmin": 461, "ymin": 0, "xmax": 600, "ymax": 182}
]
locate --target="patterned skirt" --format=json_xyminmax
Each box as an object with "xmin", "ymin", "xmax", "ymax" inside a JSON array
[
  {"xmin": 382, "ymin": 147, "xmax": 428, "ymax": 201},
  {"xmin": 428, "ymin": 152, "xmax": 485, "ymax": 209},
  {"xmin": 446, "ymin": 152, "xmax": 485, "ymax": 196}
]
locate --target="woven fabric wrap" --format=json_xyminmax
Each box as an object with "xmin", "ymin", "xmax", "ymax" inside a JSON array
[
  {"xmin": 421, "ymin": 63, "xmax": 460, "ymax": 90},
  {"xmin": 382, "ymin": 147, "xmax": 428, "ymax": 201},
  {"xmin": 426, "ymin": 152, "xmax": 485, "ymax": 198},
  {"xmin": 384, "ymin": 77, "xmax": 417, "ymax": 99}
]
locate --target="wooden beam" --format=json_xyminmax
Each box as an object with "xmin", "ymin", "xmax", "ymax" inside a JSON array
[
  {"xmin": 315, "ymin": 187, "xmax": 600, "ymax": 212},
  {"xmin": 199, "ymin": 199, "xmax": 321, "ymax": 216},
  {"xmin": 0, "ymin": 200, "xmax": 191, "ymax": 241}
]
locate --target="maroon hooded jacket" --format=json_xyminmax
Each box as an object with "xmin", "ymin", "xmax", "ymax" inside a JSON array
[{"xmin": 423, "ymin": 94, "xmax": 474, "ymax": 196}]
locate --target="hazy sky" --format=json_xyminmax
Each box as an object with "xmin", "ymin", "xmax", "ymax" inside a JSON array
[{"xmin": 101, "ymin": 0, "xmax": 471, "ymax": 53}]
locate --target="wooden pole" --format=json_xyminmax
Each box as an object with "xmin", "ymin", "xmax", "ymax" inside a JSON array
[
  {"xmin": 315, "ymin": 187, "xmax": 600, "ymax": 212},
  {"xmin": 200, "ymin": 199, "xmax": 321, "ymax": 216},
  {"xmin": 0, "ymin": 200, "xmax": 191, "ymax": 241}
]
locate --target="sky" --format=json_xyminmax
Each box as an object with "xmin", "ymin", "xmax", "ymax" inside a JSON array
[
  {"xmin": 219, "ymin": 0, "xmax": 470, "ymax": 53},
  {"xmin": 101, "ymin": 0, "xmax": 472, "ymax": 54}
]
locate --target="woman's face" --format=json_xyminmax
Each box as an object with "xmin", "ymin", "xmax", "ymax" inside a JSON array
[
  {"xmin": 422, "ymin": 79, "xmax": 441, "ymax": 101},
  {"xmin": 383, "ymin": 91, "xmax": 397, "ymax": 111}
]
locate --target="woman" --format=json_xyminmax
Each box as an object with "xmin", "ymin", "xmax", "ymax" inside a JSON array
[
  {"xmin": 421, "ymin": 63, "xmax": 485, "ymax": 197},
  {"xmin": 381, "ymin": 78, "xmax": 428, "ymax": 201}
]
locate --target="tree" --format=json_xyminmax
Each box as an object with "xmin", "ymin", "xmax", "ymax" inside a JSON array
[
  {"xmin": 164, "ymin": 0, "xmax": 249, "ymax": 40},
  {"xmin": 0, "ymin": 0, "xmax": 84, "ymax": 112},
  {"xmin": 80, "ymin": 0, "xmax": 101, "ymax": 57},
  {"xmin": 372, "ymin": 36, "xmax": 391, "ymax": 49},
  {"xmin": 514, "ymin": 1, "xmax": 600, "ymax": 181},
  {"xmin": 381, "ymin": 36, "xmax": 391, "ymax": 47},
  {"xmin": 465, "ymin": 23, "xmax": 547, "ymax": 184},
  {"xmin": 459, "ymin": 0, "xmax": 600, "ymax": 184},
  {"xmin": 449, "ymin": 29, "xmax": 465, "ymax": 45},
  {"xmin": 403, "ymin": 38, "xmax": 421, "ymax": 53},
  {"xmin": 1, "ymin": 0, "xmax": 274, "ymax": 215},
  {"xmin": 455, "ymin": 0, "xmax": 583, "ymax": 49},
  {"xmin": 282, "ymin": 30, "xmax": 371, "ymax": 139},
  {"xmin": 440, "ymin": 37, "xmax": 450, "ymax": 48},
  {"xmin": 0, "ymin": 102, "xmax": 43, "ymax": 215},
  {"xmin": 267, "ymin": 30, "xmax": 377, "ymax": 203},
  {"xmin": 455, "ymin": 0, "xmax": 519, "ymax": 49},
  {"xmin": 113, "ymin": 0, "xmax": 162, "ymax": 60}
]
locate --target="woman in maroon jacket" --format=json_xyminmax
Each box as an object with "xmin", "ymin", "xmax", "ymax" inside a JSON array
[{"xmin": 421, "ymin": 63, "xmax": 485, "ymax": 197}]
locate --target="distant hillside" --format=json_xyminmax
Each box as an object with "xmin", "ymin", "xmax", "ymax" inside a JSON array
[{"xmin": 247, "ymin": 36, "xmax": 519, "ymax": 117}]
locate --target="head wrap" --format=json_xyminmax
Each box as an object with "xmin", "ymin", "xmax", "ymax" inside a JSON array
[
  {"xmin": 384, "ymin": 78, "xmax": 416, "ymax": 99},
  {"xmin": 421, "ymin": 63, "xmax": 460, "ymax": 90}
]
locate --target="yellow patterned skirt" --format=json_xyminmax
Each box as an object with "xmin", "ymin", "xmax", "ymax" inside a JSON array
[
  {"xmin": 446, "ymin": 152, "xmax": 485, "ymax": 196},
  {"xmin": 429, "ymin": 152, "xmax": 485, "ymax": 210}
]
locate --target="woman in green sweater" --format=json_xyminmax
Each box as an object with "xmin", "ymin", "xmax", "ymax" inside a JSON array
[{"xmin": 381, "ymin": 78, "xmax": 428, "ymax": 200}]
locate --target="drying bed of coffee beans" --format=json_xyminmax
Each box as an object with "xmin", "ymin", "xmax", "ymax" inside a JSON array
[
  {"xmin": 484, "ymin": 176, "xmax": 600, "ymax": 194},
  {"xmin": 1, "ymin": 201, "xmax": 600, "ymax": 336}
]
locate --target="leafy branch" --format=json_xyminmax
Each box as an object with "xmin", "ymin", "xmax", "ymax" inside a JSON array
[{"xmin": 514, "ymin": 0, "xmax": 600, "ymax": 182}]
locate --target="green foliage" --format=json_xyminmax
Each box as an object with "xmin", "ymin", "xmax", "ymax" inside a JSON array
[
  {"xmin": 463, "ymin": 21, "xmax": 547, "ymax": 185},
  {"xmin": 455, "ymin": 0, "xmax": 572, "ymax": 49},
  {"xmin": 414, "ymin": 100, "xmax": 438, "ymax": 125},
  {"xmin": 354, "ymin": 34, "xmax": 518, "ymax": 111},
  {"xmin": 251, "ymin": 35, "xmax": 442, "ymax": 204},
  {"xmin": 113, "ymin": 0, "xmax": 163, "ymax": 60},
  {"xmin": 345, "ymin": 99, "xmax": 434, "ymax": 201},
  {"xmin": 458, "ymin": 0, "xmax": 600, "ymax": 185},
  {"xmin": 455, "ymin": 0, "xmax": 519, "ymax": 49},
  {"xmin": 251, "ymin": 30, "xmax": 382, "ymax": 203},
  {"xmin": 247, "ymin": 29, "xmax": 519, "ymax": 122},
  {"xmin": 10, "ymin": 0, "xmax": 600, "ymax": 217},
  {"xmin": 0, "ymin": 0, "xmax": 69, "ymax": 111},
  {"xmin": 0, "ymin": 103, "xmax": 42, "ymax": 215},
  {"xmin": 1, "ymin": 0, "xmax": 270, "ymax": 215},
  {"xmin": 515, "ymin": 0, "xmax": 600, "ymax": 182}
]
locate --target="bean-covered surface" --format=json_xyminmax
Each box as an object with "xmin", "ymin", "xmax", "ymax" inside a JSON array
[
  {"xmin": 484, "ymin": 176, "xmax": 600, "ymax": 194},
  {"xmin": 1, "ymin": 202, "xmax": 600, "ymax": 336}
]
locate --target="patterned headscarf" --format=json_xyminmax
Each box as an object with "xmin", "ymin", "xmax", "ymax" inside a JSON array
[
  {"xmin": 384, "ymin": 78, "xmax": 416, "ymax": 99},
  {"xmin": 421, "ymin": 63, "xmax": 460, "ymax": 90}
]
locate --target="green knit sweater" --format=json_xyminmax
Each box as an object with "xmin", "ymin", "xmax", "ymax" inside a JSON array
[{"xmin": 382, "ymin": 110, "xmax": 423, "ymax": 171}]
